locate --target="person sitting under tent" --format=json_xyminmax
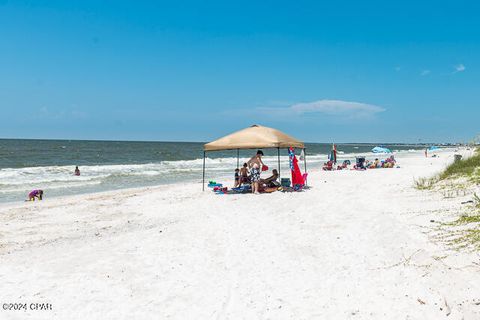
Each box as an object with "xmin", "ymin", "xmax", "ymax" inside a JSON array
[
  {"xmin": 260, "ymin": 169, "xmax": 280, "ymax": 188},
  {"xmin": 258, "ymin": 169, "xmax": 281, "ymax": 193}
]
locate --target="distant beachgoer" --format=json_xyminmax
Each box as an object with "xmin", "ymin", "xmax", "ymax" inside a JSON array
[
  {"xmin": 355, "ymin": 157, "xmax": 366, "ymax": 170},
  {"xmin": 323, "ymin": 160, "xmax": 334, "ymax": 171},
  {"xmin": 383, "ymin": 155, "xmax": 396, "ymax": 168},
  {"xmin": 28, "ymin": 189, "xmax": 43, "ymax": 201},
  {"xmin": 247, "ymin": 150, "xmax": 265, "ymax": 194},
  {"xmin": 425, "ymin": 149, "xmax": 428, "ymax": 158},
  {"xmin": 337, "ymin": 160, "xmax": 350, "ymax": 170},
  {"xmin": 74, "ymin": 166, "xmax": 80, "ymax": 176},
  {"xmin": 234, "ymin": 168, "xmax": 240, "ymax": 187},
  {"xmin": 369, "ymin": 158, "xmax": 380, "ymax": 169}
]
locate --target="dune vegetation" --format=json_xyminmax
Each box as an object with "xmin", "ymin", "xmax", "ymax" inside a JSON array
[
  {"xmin": 419, "ymin": 148, "xmax": 480, "ymax": 251},
  {"xmin": 415, "ymin": 148, "xmax": 480, "ymax": 190}
]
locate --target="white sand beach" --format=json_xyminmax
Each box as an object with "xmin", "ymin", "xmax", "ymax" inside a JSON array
[{"xmin": 1, "ymin": 149, "xmax": 479, "ymax": 319}]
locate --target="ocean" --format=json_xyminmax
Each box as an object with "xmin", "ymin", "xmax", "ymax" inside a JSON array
[{"xmin": 0, "ymin": 139, "xmax": 428, "ymax": 203}]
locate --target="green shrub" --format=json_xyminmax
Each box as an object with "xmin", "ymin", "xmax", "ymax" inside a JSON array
[{"xmin": 439, "ymin": 149, "xmax": 480, "ymax": 180}]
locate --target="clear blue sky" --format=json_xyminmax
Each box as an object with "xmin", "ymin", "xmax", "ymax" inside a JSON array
[{"xmin": 0, "ymin": 0, "xmax": 478, "ymax": 143}]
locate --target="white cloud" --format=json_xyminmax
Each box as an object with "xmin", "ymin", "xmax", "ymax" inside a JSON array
[
  {"xmin": 291, "ymin": 100, "xmax": 384, "ymax": 115},
  {"xmin": 259, "ymin": 99, "xmax": 385, "ymax": 119},
  {"xmin": 420, "ymin": 70, "xmax": 431, "ymax": 76},
  {"xmin": 453, "ymin": 64, "xmax": 466, "ymax": 73}
]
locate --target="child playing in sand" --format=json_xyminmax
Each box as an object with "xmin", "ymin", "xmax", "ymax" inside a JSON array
[{"xmin": 28, "ymin": 189, "xmax": 43, "ymax": 201}]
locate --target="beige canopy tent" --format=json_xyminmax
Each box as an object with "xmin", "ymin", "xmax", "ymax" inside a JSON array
[{"xmin": 202, "ymin": 125, "xmax": 307, "ymax": 190}]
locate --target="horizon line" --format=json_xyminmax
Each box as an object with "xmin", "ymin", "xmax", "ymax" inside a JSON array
[{"xmin": 0, "ymin": 137, "xmax": 464, "ymax": 146}]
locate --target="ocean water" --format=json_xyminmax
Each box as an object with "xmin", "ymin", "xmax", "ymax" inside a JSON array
[{"xmin": 0, "ymin": 139, "xmax": 427, "ymax": 203}]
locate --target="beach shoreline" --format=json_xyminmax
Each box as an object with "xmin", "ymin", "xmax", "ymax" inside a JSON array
[
  {"xmin": 1, "ymin": 148, "xmax": 479, "ymax": 319},
  {"xmin": 0, "ymin": 139, "xmax": 433, "ymax": 204}
]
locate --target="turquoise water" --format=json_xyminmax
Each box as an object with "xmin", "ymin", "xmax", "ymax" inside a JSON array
[{"xmin": 0, "ymin": 139, "xmax": 428, "ymax": 203}]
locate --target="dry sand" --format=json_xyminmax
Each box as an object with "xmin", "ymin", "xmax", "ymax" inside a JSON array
[{"xmin": 1, "ymin": 149, "xmax": 479, "ymax": 319}]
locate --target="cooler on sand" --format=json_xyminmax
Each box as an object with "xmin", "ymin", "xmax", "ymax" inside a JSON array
[{"xmin": 281, "ymin": 178, "xmax": 291, "ymax": 187}]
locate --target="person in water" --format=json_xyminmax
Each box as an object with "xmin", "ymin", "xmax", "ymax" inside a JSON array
[
  {"xmin": 28, "ymin": 189, "xmax": 43, "ymax": 201},
  {"xmin": 74, "ymin": 166, "xmax": 80, "ymax": 176},
  {"xmin": 247, "ymin": 150, "xmax": 265, "ymax": 194}
]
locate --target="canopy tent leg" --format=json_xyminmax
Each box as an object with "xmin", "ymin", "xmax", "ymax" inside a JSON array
[
  {"xmin": 237, "ymin": 149, "xmax": 239, "ymax": 168},
  {"xmin": 277, "ymin": 147, "xmax": 281, "ymax": 179},
  {"xmin": 303, "ymin": 148, "xmax": 308, "ymax": 186},
  {"xmin": 202, "ymin": 151, "xmax": 206, "ymax": 191}
]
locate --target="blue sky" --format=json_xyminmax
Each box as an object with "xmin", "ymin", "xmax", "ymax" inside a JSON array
[{"xmin": 0, "ymin": 0, "xmax": 478, "ymax": 143}]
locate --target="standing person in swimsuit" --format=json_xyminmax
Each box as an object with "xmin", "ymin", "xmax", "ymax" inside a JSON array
[
  {"xmin": 247, "ymin": 150, "xmax": 265, "ymax": 194},
  {"xmin": 74, "ymin": 166, "xmax": 80, "ymax": 176}
]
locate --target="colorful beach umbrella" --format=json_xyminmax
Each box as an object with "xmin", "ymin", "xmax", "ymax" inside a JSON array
[{"xmin": 372, "ymin": 146, "xmax": 392, "ymax": 153}]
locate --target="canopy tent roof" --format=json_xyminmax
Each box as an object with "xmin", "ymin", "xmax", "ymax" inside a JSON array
[{"xmin": 204, "ymin": 125, "xmax": 304, "ymax": 151}]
